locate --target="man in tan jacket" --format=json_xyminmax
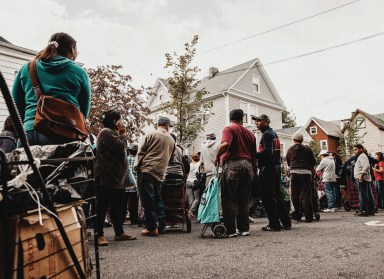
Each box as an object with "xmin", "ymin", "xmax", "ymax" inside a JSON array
[{"xmin": 135, "ymin": 117, "xmax": 175, "ymax": 236}]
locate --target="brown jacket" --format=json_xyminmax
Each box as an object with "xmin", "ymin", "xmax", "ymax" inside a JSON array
[{"xmin": 134, "ymin": 127, "xmax": 175, "ymax": 182}]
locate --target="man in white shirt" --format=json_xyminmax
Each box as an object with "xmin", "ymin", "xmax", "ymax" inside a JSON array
[
  {"xmin": 353, "ymin": 144, "xmax": 375, "ymax": 216},
  {"xmin": 316, "ymin": 150, "xmax": 337, "ymax": 212}
]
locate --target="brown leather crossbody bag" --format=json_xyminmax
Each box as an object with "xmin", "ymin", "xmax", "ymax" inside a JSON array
[{"xmin": 28, "ymin": 59, "xmax": 89, "ymax": 141}]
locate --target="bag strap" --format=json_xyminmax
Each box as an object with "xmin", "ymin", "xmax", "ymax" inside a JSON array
[{"xmin": 28, "ymin": 59, "xmax": 43, "ymax": 100}]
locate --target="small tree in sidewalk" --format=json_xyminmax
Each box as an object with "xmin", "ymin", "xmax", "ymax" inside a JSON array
[
  {"xmin": 309, "ymin": 140, "xmax": 321, "ymax": 165},
  {"xmin": 282, "ymin": 110, "xmax": 297, "ymax": 128},
  {"xmin": 161, "ymin": 35, "xmax": 212, "ymax": 148},
  {"xmin": 338, "ymin": 120, "xmax": 365, "ymax": 160}
]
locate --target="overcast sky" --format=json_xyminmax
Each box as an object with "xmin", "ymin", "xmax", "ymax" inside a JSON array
[{"xmin": 1, "ymin": 0, "xmax": 384, "ymax": 126}]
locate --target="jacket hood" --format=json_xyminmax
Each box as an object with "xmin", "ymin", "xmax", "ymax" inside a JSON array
[
  {"xmin": 291, "ymin": 143, "xmax": 306, "ymax": 152},
  {"xmin": 37, "ymin": 55, "xmax": 75, "ymax": 73},
  {"xmin": 204, "ymin": 139, "xmax": 216, "ymax": 148}
]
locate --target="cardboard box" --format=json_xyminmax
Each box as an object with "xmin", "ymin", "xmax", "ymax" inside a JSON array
[{"xmin": 2, "ymin": 204, "xmax": 90, "ymax": 279}]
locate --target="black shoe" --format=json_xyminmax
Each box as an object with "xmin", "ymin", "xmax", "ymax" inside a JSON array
[
  {"xmin": 158, "ymin": 228, "xmax": 166, "ymax": 234},
  {"xmin": 367, "ymin": 212, "xmax": 375, "ymax": 216},
  {"xmin": 261, "ymin": 226, "xmax": 281, "ymax": 231},
  {"xmin": 281, "ymin": 225, "xmax": 292, "ymax": 230},
  {"xmin": 355, "ymin": 212, "xmax": 369, "ymax": 217}
]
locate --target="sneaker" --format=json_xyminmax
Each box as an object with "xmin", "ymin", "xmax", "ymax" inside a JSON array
[
  {"xmin": 354, "ymin": 212, "xmax": 369, "ymax": 217},
  {"xmin": 141, "ymin": 228, "xmax": 159, "ymax": 236},
  {"xmin": 261, "ymin": 226, "xmax": 281, "ymax": 232},
  {"xmin": 332, "ymin": 208, "xmax": 339, "ymax": 211},
  {"xmin": 227, "ymin": 233, "xmax": 237, "ymax": 238},
  {"xmin": 114, "ymin": 233, "xmax": 137, "ymax": 241},
  {"xmin": 322, "ymin": 208, "xmax": 335, "ymax": 213},
  {"xmin": 97, "ymin": 236, "xmax": 109, "ymax": 246},
  {"xmin": 237, "ymin": 231, "xmax": 250, "ymax": 236}
]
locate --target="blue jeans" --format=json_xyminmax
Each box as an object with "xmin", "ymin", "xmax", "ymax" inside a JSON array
[
  {"xmin": 375, "ymin": 180, "xmax": 384, "ymax": 208},
  {"xmin": 357, "ymin": 180, "xmax": 375, "ymax": 213},
  {"xmin": 137, "ymin": 172, "xmax": 166, "ymax": 231},
  {"xmin": 18, "ymin": 129, "xmax": 73, "ymax": 147},
  {"xmin": 324, "ymin": 182, "xmax": 337, "ymax": 209}
]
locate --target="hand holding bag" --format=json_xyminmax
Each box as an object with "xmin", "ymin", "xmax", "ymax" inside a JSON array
[{"xmin": 28, "ymin": 59, "xmax": 89, "ymax": 141}]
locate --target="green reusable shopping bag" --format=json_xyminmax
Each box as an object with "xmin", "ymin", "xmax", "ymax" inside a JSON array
[{"xmin": 197, "ymin": 167, "xmax": 220, "ymax": 224}]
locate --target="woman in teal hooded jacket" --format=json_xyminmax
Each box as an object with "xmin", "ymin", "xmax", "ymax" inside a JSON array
[{"xmin": 12, "ymin": 32, "xmax": 91, "ymax": 146}]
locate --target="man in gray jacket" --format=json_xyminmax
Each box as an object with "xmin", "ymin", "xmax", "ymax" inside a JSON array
[
  {"xmin": 353, "ymin": 144, "xmax": 375, "ymax": 216},
  {"xmin": 135, "ymin": 117, "xmax": 175, "ymax": 236},
  {"xmin": 316, "ymin": 150, "xmax": 337, "ymax": 212}
]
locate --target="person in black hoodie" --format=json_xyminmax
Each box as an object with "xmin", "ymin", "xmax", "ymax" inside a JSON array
[
  {"xmin": 286, "ymin": 132, "xmax": 317, "ymax": 222},
  {"xmin": 254, "ymin": 114, "xmax": 291, "ymax": 231}
]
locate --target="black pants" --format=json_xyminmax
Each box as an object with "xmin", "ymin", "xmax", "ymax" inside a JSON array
[
  {"xmin": 291, "ymin": 173, "xmax": 313, "ymax": 222},
  {"xmin": 122, "ymin": 192, "xmax": 139, "ymax": 224},
  {"xmin": 221, "ymin": 160, "xmax": 253, "ymax": 235},
  {"xmin": 260, "ymin": 165, "xmax": 291, "ymax": 229},
  {"xmin": 96, "ymin": 177, "xmax": 125, "ymax": 236}
]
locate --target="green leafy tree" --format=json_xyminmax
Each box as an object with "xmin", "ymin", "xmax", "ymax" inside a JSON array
[
  {"xmin": 87, "ymin": 65, "xmax": 152, "ymax": 142},
  {"xmin": 309, "ymin": 140, "xmax": 321, "ymax": 164},
  {"xmin": 338, "ymin": 120, "xmax": 365, "ymax": 160},
  {"xmin": 161, "ymin": 35, "xmax": 212, "ymax": 147},
  {"xmin": 282, "ymin": 110, "xmax": 297, "ymax": 128}
]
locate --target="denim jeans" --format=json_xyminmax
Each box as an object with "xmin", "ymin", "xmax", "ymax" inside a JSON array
[
  {"xmin": 324, "ymin": 182, "xmax": 337, "ymax": 209},
  {"xmin": 137, "ymin": 172, "xmax": 166, "ymax": 231},
  {"xmin": 18, "ymin": 129, "xmax": 73, "ymax": 147},
  {"xmin": 221, "ymin": 159, "xmax": 253, "ymax": 234},
  {"xmin": 260, "ymin": 165, "xmax": 291, "ymax": 229},
  {"xmin": 357, "ymin": 180, "xmax": 375, "ymax": 213},
  {"xmin": 375, "ymin": 180, "xmax": 384, "ymax": 208},
  {"xmin": 186, "ymin": 181, "xmax": 201, "ymax": 215}
]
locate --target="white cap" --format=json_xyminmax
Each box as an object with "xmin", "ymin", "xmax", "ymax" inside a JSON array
[{"xmin": 318, "ymin": 150, "xmax": 328, "ymax": 157}]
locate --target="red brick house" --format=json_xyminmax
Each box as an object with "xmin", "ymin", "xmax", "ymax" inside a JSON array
[{"xmin": 304, "ymin": 117, "xmax": 342, "ymax": 152}]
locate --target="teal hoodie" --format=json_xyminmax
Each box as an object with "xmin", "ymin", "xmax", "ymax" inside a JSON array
[{"xmin": 12, "ymin": 55, "xmax": 91, "ymax": 131}]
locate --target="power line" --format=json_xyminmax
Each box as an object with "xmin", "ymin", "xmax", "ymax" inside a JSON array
[
  {"xmin": 145, "ymin": 30, "xmax": 384, "ymax": 92},
  {"xmin": 298, "ymin": 78, "xmax": 384, "ymax": 113},
  {"xmin": 199, "ymin": 0, "xmax": 361, "ymax": 54},
  {"xmin": 133, "ymin": 0, "xmax": 361, "ymax": 75}
]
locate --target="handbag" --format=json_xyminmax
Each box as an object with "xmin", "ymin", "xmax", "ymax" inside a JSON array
[{"xmin": 28, "ymin": 59, "xmax": 89, "ymax": 141}]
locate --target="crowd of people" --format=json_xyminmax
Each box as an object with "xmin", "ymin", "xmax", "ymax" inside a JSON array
[{"xmin": 6, "ymin": 32, "xmax": 384, "ymax": 246}]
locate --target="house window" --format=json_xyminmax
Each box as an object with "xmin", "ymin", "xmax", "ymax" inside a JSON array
[
  {"xmin": 252, "ymin": 75, "xmax": 260, "ymax": 93},
  {"xmin": 309, "ymin": 126, "xmax": 317, "ymax": 135},
  {"xmin": 249, "ymin": 104, "xmax": 258, "ymax": 124},
  {"xmin": 355, "ymin": 117, "xmax": 366, "ymax": 129},
  {"xmin": 159, "ymin": 89, "xmax": 164, "ymax": 101},
  {"xmin": 240, "ymin": 102, "xmax": 248, "ymax": 123},
  {"xmin": 320, "ymin": 140, "xmax": 328, "ymax": 151}
]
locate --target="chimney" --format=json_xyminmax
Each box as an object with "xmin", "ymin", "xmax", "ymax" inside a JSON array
[{"xmin": 208, "ymin": 67, "xmax": 219, "ymax": 78}]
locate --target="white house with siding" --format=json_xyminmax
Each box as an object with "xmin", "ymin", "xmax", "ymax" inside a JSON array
[
  {"xmin": 342, "ymin": 109, "xmax": 384, "ymax": 154},
  {"xmin": 146, "ymin": 58, "xmax": 286, "ymax": 154},
  {"xmin": 0, "ymin": 36, "xmax": 37, "ymax": 125}
]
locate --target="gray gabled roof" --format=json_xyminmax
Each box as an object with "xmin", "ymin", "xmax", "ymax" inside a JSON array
[
  {"xmin": 196, "ymin": 58, "xmax": 258, "ymax": 94},
  {"xmin": 0, "ymin": 36, "xmax": 11, "ymax": 44},
  {"xmin": 372, "ymin": 113, "xmax": 384, "ymax": 124},
  {"xmin": 306, "ymin": 117, "xmax": 341, "ymax": 138},
  {"xmin": 275, "ymin": 126, "xmax": 301, "ymax": 135}
]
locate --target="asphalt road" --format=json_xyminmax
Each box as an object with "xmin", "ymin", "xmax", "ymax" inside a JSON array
[{"xmin": 89, "ymin": 210, "xmax": 384, "ymax": 279}]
